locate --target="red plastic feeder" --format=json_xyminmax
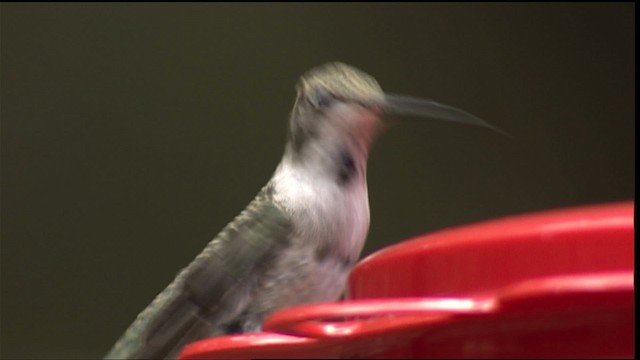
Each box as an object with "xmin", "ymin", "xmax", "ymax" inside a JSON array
[{"xmin": 179, "ymin": 201, "xmax": 634, "ymax": 359}]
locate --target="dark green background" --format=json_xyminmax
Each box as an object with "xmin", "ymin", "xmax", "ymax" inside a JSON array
[{"xmin": 1, "ymin": 3, "xmax": 634, "ymax": 359}]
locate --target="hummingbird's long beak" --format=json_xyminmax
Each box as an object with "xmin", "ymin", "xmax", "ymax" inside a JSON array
[{"xmin": 382, "ymin": 93, "xmax": 510, "ymax": 137}]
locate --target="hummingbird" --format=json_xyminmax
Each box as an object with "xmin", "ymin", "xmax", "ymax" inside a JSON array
[{"xmin": 105, "ymin": 62, "xmax": 502, "ymax": 359}]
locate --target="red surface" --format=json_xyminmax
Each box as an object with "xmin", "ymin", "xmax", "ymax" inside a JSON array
[
  {"xmin": 179, "ymin": 201, "xmax": 634, "ymax": 359},
  {"xmin": 350, "ymin": 201, "xmax": 633, "ymax": 299}
]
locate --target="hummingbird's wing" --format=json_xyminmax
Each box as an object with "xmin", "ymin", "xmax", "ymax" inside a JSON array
[{"xmin": 105, "ymin": 183, "xmax": 293, "ymax": 359}]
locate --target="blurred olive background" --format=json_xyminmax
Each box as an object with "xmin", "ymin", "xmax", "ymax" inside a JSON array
[{"xmin": 0, "ymin": 3, "xmax": 634, "ymax": 359}]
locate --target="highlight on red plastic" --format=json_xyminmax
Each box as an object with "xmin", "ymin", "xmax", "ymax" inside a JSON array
[
  {"xmin": 263, "ymin": 296, "xmax": 496, "ymax": 339},
  {"xmin": 179, "ymin": 201, "xmax": 634, "ymax": 359}
]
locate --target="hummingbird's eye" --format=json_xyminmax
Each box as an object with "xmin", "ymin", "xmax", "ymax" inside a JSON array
[{"xmin": 308, "ymin": 86, "xmax": 335, "ymax": 111}]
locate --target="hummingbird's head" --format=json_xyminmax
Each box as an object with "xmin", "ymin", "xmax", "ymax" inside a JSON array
[
  {"xmin": 282, "ymin": 62, "xmax": 506, "ymax": 184},
  {"xmin": 286, "ymin": 62, "xmax": 385, "ymax": 162},
  {"xmin": 286, "ymin": 62, "xmax": 506, "ymax": 158}
]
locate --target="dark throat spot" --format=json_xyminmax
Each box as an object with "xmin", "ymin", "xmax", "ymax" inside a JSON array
[{"xmin": 336, "ymin": 149, "xmax": 357, "ymax": 185}]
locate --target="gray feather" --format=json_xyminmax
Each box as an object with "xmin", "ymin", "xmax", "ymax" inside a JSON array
[{"xmin": 105, "ymin": 183, "xmax": 292, "ymax": 359}]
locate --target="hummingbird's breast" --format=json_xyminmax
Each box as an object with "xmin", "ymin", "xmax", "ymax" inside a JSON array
[
  {"xmin": 273, "ymin": 158, "xmax": 370, "ymax": 263},
  {"xmin": 259, "ymin": 158, "xmax": 370, "ymax": 308}
]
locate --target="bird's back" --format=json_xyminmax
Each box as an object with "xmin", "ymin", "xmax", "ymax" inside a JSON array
[{"xmin": 104, "ymin": 183, "xmax": 293, "ymax": 359}]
